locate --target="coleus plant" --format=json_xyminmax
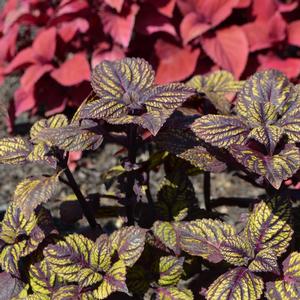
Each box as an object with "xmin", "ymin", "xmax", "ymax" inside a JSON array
[{"xmin": 0, "ymin": 57, "xmax": 300, "ymax": 299}]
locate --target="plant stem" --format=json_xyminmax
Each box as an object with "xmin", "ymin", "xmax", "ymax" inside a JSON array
[
  {"xmin": 125, "ymin": 124, "xmax": 138, "ymax": 225},
  {"xmin": 204, "ymin": 172, "xmax": 211, "ymax": 212},
  {"xmin": 63, "ymin": 165, "xmax": 101, "ymax": 230}
]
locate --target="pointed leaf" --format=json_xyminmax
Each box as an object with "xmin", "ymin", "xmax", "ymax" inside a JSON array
[
  {"xmin": 159, "ymin": 256, "xmax": 184, "ymax": 286},
  {"xmin": 94, "ymin": 260, "xmax": 128, "ymax": 299},
  {"xmin": 248, "ymin": 248, "xmax": 279, "ymax": 274},
  {"xmin": 78, "ymin": 267, "xmax": 102, "ymax": 288},
  {"xmin": 109, "ymin": 226, "xmax": 146, "ymax": 267},
  {"xmin": 207, "ymin": 267, "xmax": 264, "ymax": 300},
  {"xmin": 92, "ymin": 234, "xmax": 111, "ymax": 272},
  {"xmin": 192, "ymin": 115, "xmax": 248, "ymax": 147},
  {"xmin": 178, "ymin": 219, "xmax": 236, "ymax": 263},
  {"xmin": 14, "ymin": 173, "xmax": 60, "ymax": 217},
  {"xmin": 230, "ymin": 144, "xmax": 300, "ymax": 189},
  {"xmin": 32, "ymin": 28, "xmax": 56, "ymax": 62},
  {"xmin": 244, "ymin": 198, "xmax": 292, "ymax": 256},
  {"xmin": 0, "ymin": 137, "xmax": 32, "ymax": 165}
]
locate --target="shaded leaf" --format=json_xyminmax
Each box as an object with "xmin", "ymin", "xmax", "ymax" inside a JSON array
[{"xmin": 207, "ymin": 267, "xmax": 264, "ymax": 300}]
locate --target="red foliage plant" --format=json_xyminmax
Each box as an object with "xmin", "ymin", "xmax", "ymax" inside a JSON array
[{"xmin": 1, "ymin": 0, "xmax": 300, "ymax": 129}]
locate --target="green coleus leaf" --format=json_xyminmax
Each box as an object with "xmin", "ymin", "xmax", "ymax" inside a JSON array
[
  {"xmin": 109, "ymin": 226, "xmax": 146, "ymax": 267},
  {"xmin": 220, "ymin": 236, "xmax": 253, "ymax": 266},
  {"xmin": 0, "ymin": 137, "xmax": 32, "ymax": 165},
  {"xmin": 207, "ymin": 267, "xmax": 264, "ymax": 300},
  {"xmin": 29, "ymin": 260, "xmax": 56, "ymax": 296},
  {"xmin": 158, "ymin": 256, "xmax": 184, "ymax": 286},
  {"xmin": 248, "ymin": 248, "xmax": 279, "ymax": 274},
  {"xmin": 156, "ymin": 287, "xmax": 194, "ymax": 300},
  {"xmin": 152, "ymin": 221, "xmax": 180, "ymax": 255},
  {"xmin": 43, "ymin": 234, "xmax": 95, "ymax": 282},
  {"xmin": 76, "ymin": 58, "xmax": 194, "ymax": 135},
  {"xmin": 265, "ymin": 252, "xmax": 300, "ymax": 299},
  {"xmin": 235, "ymin": 69, "xmax": 293, "ymax": 119},
  {"xmin": 187, "ymin": 70, "xmax": 243, "ymax": 114},
  {"xmin": 192, "ymin": 115, "xmax": 249, "ymax": 148},
  {"xmin": 230, "ymin": 144, "xmax": 300, "ymax": 189},
  {"xmin": 178, "ymin": 219, "xmax": 236, "ymax": 263},
  {"xmin": 92, "ymin": 234, "xmax": 111, "ymax": 272},
  {"xmin": 244, "ymin": 198, "xmax": 293, "ymax": 257},
  {"xmin": 93, "ymin": 260, "xmax": 129, "ymax": 299},
  {"xmin": 51, "ymin": 285, "xmax": 94, "ymax": 300},
  {"xmin": 13, "ymin": 173, "xmax": 61, "ymax": 217}
]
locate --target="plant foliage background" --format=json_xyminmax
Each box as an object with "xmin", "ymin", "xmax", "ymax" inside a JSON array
[{"xmin": 1, "ymin": 1, "xmax": 300, "ymax": 300}]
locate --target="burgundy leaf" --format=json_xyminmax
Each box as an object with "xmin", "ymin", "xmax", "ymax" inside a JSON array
[
  {"xmin": 57, "ymin": 18, "xmax": 89, "ymax": 43},
  {"xmin": 0, "ymin": 272, "xmax": 24, "ymax": 299},
  {"xmin": 288, "ymin": 20, "xmax": 300, "ymax": 48}
]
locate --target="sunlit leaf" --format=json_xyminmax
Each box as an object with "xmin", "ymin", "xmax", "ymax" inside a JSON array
[
  {"xmin": 0, "ymin": 137, "xmax": 32, "ymax": 165},
  {"xmin": 109, "ymin": 226, "xmax": 146, "ymax": 267},
  {"xmin": 192, "ymin": 115, "xmax": 248, "ymax": 147},
  {"xmin": 236, "ymin": 69, "xmax": 293, "ymax": 119},
  {"xmin": 220, "ymin": 236, "xmax": 253, "ymax": 266},
  {"xmin": 152, "ymin": 221, "xmax": 180, "ymax": 255},
  {"xmin": 94, "ymin": 260, "xmax": 128, "ymax": 299},
  {"xmin": 156, "ymin": 287, "xmax": 194, "ymax": 300},
  {"xmin": 248, "ymin": 248, "xmax": 279, "ymax": 274},
  {"xmin": 92, "ymin": 234, "xmax": 112, "ymax": 272},
  {"xmin": 14, "ymin": 173, "xmax": 61, "ymax": 217},
  {"xmin": 230, "ymin": 144, "xmax": 300, "ymax": 189},
  {"xmin": 178, "ymin": 219, "xmax": 236, "ymax": 263},
  {"xmin": 207, "ymin": 267, "xmax": 264, "ymax": 300},
  {"xmin": 158, "ymin": 256, "xmax": 184, "ymax": 286},
  {"xmin": 244, "ymin": 198, "xmax": 292, "ymax": 257},
  {"xmin": 78, "ymin": 267, "xmax": 102, "ymax": 288},
  {"xmin": 43, "ymin": 234, "xmax": 94, "ymax": 282}
]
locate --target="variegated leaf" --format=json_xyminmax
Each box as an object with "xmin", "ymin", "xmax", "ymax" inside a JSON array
[
  {"xmin": 27, "ymin": 143, "xmax": 57, "ymax": 169},
  {"xmin": 283, "ymin": 252, "xmax": 300, "ymax": 282},
  {"xmin": 265, "ymin": 280, "xmax": 299, "ymax": 300},
  {"xmin": 230, "ymin": 144, "xmax": 300, "ymax": 189},
  {"xmin": 248, "ymin": 248, "xmax": 279, "ymax": 274},
  {"xmin": 30, "ymin": 114, "xmax": 68, "ymax": 140},
  {"xmin": 43, "ymin": 234, "xmax": 94, "ymax": 282},
  {"xmin": 178, "ymin": 219, "xmax": 236, "ymax": 263},
  {"xmin": 109, "ymin": 226, "xmax": 146, "ymax": 267},
  {"xmin": 0, "ymin": 137, "xmax": 32, "ymax": 165},
  {"xmin": 187, "ymin": 70, "xmax": 243, "ymax": 114},
  {"xmin": 94, "ymin": 260, "xmax": 128, "ymax": 299},
  {"xmin": 29, "ymin": 260, "xmax": 56, "ymax": 296},
  {"xmin": 236, "ymin": 70, "xmax": 292, "ymax": 118},
  {"xmin": 78, "ymin": 267, "xmax": 102, "ymax": 288},
  {"xmin": 91, "ymin": 234, "xmax": 111, "ymax": 273},
  {"xmin": 192, "ymin": 115, "xmax": 248, "ymax": 148},
  {"xmin": 152, "ymin": 221, "xmax": 180, "ymax": 255},
  {"xmin": 156, "ymin": 287, "xmax": 194, "ymax": 300},
  {"xmin": 207, "ymin": 267, "xmax": 264, "ymax": 300},
  {"xmin": 220, "ymin": 236, "xmax": 253, "ymax": 266},
  {"xmin": 158, "ymin": 256, "xmax": 184, "ymax": 286},
  {"xmin": 13, "ymin": 173, "xmax": 60, "ymax": 217},
  {"xmin": 244, "ymin": 198, "xmax": 292, "ymax": 257},
  {"xmin": 50, "ymin": 285, "xmax": 94, "ymax": 300}
]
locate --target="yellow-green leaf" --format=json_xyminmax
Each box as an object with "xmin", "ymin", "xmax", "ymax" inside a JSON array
[{"xmin": 158, "ymin": 256, "xmax": 184, "ymax": 286}]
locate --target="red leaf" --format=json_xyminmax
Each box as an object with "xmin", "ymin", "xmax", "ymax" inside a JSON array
[
  {"xmin": 135, "ymin": 5, "xmax": 176, "ymax": 36},
  {"xmin": 236, "ymin": 0, "xmax": 251, "ymax": 8},
  {"xmin": 242, "ymin": 13, "xmax": 286, "ymax": 52},
  {"xmin": 178, "ymin": 0, "xmax": 238, "ymax": 44},
  {"xmin": 20, "ymin": 64, "xmax": 53, "ymax": 91},
  {"xmin": 104, "ymin": 0, "xmax": 124, "ymax": 13},
  {"xmin": 154, "ymin": 39, "xmax": 200, "ymax": 83},
  {"xmin": 58, "ymin": 18, "xmax": 89, "ymax": 43},
  {"xmin": 68, "ymin": 151, "xmax": 82, "ymax": 171},
  {"xmin": 100, "ymin": 3, "xmax": 140, "ymax": 48},
  {"xmin": 91, "ymin": 42, "xmax": 124, "ymax": 69},
  {"xmin": 147, "ymin": 0, "xmax": 176, "ymax": 17},
  {"xmin": 258, "ymin": 53, "xmax": 300, "ymax": 79},
  {"xmin": 32, "ymin": 27, "xmax": 57, "ymax": 62},
  {"xmin": 14, "ymin": 88, "xmax": 35, "ymax": 116},
  {"xmin": 4, "ymin": 48, "xmax": 37, "ymax": 74},
  {"xmin": 0, "ymin": 24, "xmax": 19, "ymax": 61},
  {"xmin": 288, "ymin": 20, "xmax": 300, "ymax": 48},
  {"xmin": 50, "ymin": 52, "xmax": 90, "ymax": 86},
  {"xmin": 57, "ymin": 0, "xmax": 88, "ymax": 16},
  {"xmin": 201, "ymin": 25, "xmax": 248, "ymax": 78}
]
